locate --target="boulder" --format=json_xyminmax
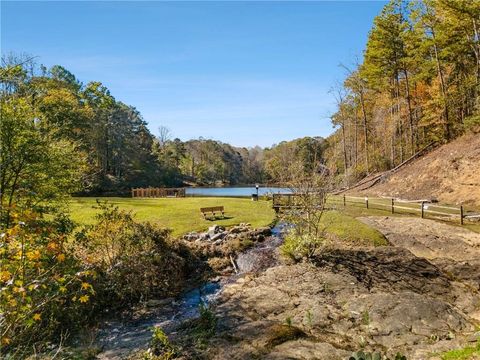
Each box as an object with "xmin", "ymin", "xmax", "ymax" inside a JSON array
[
  {"xmin": 198, "ymin": 233, "xmax": 210, "ymax": 241},
  {"xmin": 208, "ymin": 225, "xmax": 220, "ymax": 237},
  {"xmin": 207, "ymin": 225, "xmax": 225, "ymax": 237},
  {"xmin": 248, "ymin": 227, "xmax": 272, "ymax": 239},
  {"xmin": 210, "ymin": 232, "xmax": 226, "ymax": 242},
  {"xmin": 229, "ymin": 225, "xmax": 249, "ymax": 234},
  {"xmin": 183, "ymin": 232, "xmax": 200, "ymax": 241}
]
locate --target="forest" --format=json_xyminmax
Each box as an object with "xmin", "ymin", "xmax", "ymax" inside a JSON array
[{"xmin": 325, "ymin": 0, "xmax": 480, "ymax": 185}]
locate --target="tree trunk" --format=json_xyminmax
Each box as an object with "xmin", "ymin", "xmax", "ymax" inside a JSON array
[
  {"xmin": 395, "ymin": 75, "xmax": 404, "ymax": 163},
  {"xmin": 431, "ymin": 27, "xmax": 450, "ymax": 141},
  {"xmin": 473, "ymin": 18, "xmax": 480, "ymax": 85},
  {"xmin": 341, "ymin": 121, "xmax": 348, "ymax": 179},
  {"xmin": 354, "ymin": 113, "xmax": 358, "ymax": 169},
  {"xmin": 403, "ymin": 68, "xmax": 416, "ymax": 154},
  {"xmin": 359, "ymin": 91, "xmax": 369, "ymax": 174}
]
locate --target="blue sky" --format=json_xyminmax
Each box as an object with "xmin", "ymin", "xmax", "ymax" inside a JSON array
[{"xmin": 2, "ymin": 1, "xmax": 386, "ymax": 147}]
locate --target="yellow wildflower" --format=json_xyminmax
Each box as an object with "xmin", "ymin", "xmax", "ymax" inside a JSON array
[
  {"xmin": 0, "ymin": 270, "xmax": 11, "ymax": 282},
  {"xmin": 13, "ymin": 286, "xmax": 25, "ymax": 293},
  {"xmin": 57, "ymin": 253, "xmax": 65, "ymax": 262},
  {"xmin": 59, "ymin": 286, "xmax": 67, "ymax": 293},
  {"xmin": 26, "ymin": 250, "xmax": 41, "ymax": 261},
  {"xmin": 79, "ymin": 295, "xmax": 89, "ymax": 303},
  {"xmin": 81, "ymin": 282, "xmax": 91, "ymax": 290},
  {"xmin": 33, "ymin": 313, "xmax": 41, "ymax": 321},
  {"xmin": 47, "ymin": 242, "xmax": 58, "ymax": 252},
  {"xmin": 1, "ymin": 337, "xmax": 12, "ymax": 345}
]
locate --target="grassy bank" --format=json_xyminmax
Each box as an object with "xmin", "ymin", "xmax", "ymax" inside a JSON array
[
  {"xmin": 69, "ymin": 197, "xmax": 276, "ymax": 236},
  {"xmin": 321, "ymin": 210, "xmax": 388, "ymax": 246}
]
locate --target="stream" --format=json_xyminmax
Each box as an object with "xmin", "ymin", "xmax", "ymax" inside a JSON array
[{"xmin": 94, "ymin": 223, "xmax": 288, "ymax": 359}]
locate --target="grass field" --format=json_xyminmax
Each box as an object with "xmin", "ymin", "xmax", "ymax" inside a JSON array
[
  {"xmin": 321, "ymin": 211, "xmax": 388, "ymax": 246},
  {"xmin": 69, "ymin": 197, "xmax": 276, "ymax": 236}
]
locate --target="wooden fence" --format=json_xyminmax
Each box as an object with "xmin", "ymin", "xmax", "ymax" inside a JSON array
[
  {"xmin": 272, "ymin": 193, "xmax": 326, "ymax": 213},
  {"xmin": 327, "ymin": 195, "xmax": 474, "ymax": 225},
  {"xmin": 131, "ymin": 187, "xmax": 186, "ymax": 198}
]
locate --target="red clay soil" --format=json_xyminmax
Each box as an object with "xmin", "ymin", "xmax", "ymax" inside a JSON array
[{"xmin": 351, "ymin": 132, "xmax": 480, "ymax": 208}]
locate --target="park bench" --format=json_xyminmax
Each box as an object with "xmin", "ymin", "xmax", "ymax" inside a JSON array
[{"xmin": 200, "ymin": 206, "xmax": 225, "ymax": 219}]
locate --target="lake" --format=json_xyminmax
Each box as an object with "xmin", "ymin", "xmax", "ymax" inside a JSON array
[{"xmin": 185, "ymin": 186, "xmax": 291, "ymax": 197}]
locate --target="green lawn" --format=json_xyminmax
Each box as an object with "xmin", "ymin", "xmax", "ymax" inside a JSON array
[
  {"xmin": 321, "ymin": 210, "xmax": 388, "ymax": 246},
  {"xmin": 69, "ymin": 197, "xmax": 276, "ymax": 236}
]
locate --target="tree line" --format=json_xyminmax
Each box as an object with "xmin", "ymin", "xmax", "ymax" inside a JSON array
[
  {"xmin": 325, "ymin": 0, "xmax": 480, "ymax": 185},
  {"xmin": 157, "ymin": 133, "xmax": 325, "ymax": 186},
  {"xmin": 0, "ymin": 54, "xmax": 326, "ymax": 220}
]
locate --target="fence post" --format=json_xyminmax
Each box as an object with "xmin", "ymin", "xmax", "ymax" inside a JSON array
[
  {"xmin": 391, "ymin": 198, "xmax": 394, "ymax": 214},
  {"xmin": 421, "ymin": 201, "xmax": 425, "ymax": 218},
  {"xmin": 343, "ymin": 194, "xmax": 346, "ymax": 207},
  {"xmin": 460, "ymin": 206, "xmax": 464, "ymax": 225},
  {"xmin": 365, "ymin": 196, "xmax": 369, "ymax": 209}
]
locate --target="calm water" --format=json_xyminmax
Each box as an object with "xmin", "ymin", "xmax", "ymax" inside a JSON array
[{"xmin": 185, "ymin": 186, "xmax": 291, "ymax": 197}]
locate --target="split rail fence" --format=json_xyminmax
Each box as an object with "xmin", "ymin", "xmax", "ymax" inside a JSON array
[
  {"xmin": 131, "ymin": 187, "xmax": 186, "ymax": 198},
  {"xmin": 327, "ymin": 195, "xmax": 475, "ymax": 225}
]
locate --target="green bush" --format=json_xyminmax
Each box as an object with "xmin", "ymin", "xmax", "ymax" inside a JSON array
[
  {"xmin": 75, "ymin": 202, "xmax": 200, "ymax": 308},
  {"xmin": 464, "ymin": 114, "xmax": 480, "ymax": 133},
  {"xmin": 144, "ymin": 327, "xmax": 177, "ymax": 360},
  {"xmin": 281, "ymin": 231, "xmax": 326, "ymax": 261},
  {"xmin": 179, "ymin": 302, "xmax": 217, "ymax": 348}
]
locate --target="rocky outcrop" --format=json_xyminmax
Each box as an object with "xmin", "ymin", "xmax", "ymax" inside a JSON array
[
  {"xmin": 183, "ymin": 224, "xmax": 272, "ymax": 244},
  {"xmin": 194, "ymin": 218, "xmax": 480, "ymax": 360},
  {"xmin": 204, "ymin": 251, "xmax": 478, "ymax": 359}
]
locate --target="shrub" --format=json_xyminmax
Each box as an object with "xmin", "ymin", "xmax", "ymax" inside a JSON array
[
  {"xmin": 281, "ymin": 231, "xmax": 326, "ymax": 261},
  {"xmin": 464, "ymin": 114, "xmax": 480, "ymax": 133},
  {"xmin": 0, "ymin": 210, "xmax": 93, "ymax": 355},
  {"xmin": 179, "ymin": 302, "xmax": 217, "ymax": 347},
  {"xmin": 74, "ymin": 202, "xmax": 200, "ymax": 309},
  {"xmin": 144, "ymin": 327, "xmax": 177, "ymax": 360}
]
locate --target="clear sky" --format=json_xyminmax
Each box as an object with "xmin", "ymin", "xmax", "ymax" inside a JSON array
[{"xmin": 2, "ymin": 1, "xmax": 386, "ymax": 148}]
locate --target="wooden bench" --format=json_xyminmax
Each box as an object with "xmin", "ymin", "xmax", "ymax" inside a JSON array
[{"xmin": 200, "ymin": 206, "xmax": 225, "ymax": 219}]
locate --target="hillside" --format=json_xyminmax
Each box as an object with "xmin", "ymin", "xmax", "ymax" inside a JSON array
[{"xmin": 349, "ymin": 133, "xmax": 480, "ymax": 208}]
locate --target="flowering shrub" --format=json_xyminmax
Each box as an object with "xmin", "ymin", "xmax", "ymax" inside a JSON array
[
  {"xmin": 1, "ymin": 203, "xmax": 202, "ymax": 356},
  {"xmin": 0, "ymin": 210, "xmax": 94, "ymax": 355}
]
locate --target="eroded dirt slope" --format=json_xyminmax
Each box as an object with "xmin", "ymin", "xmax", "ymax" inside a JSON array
[{"xmin": 352, "ymin": 133, "xmax": 480, "ymax": 207}]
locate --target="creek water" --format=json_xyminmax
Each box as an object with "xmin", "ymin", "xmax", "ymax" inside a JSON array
[{"xmin": 94, "ymin": 223, "xmax": 288, "ymax": 359}]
